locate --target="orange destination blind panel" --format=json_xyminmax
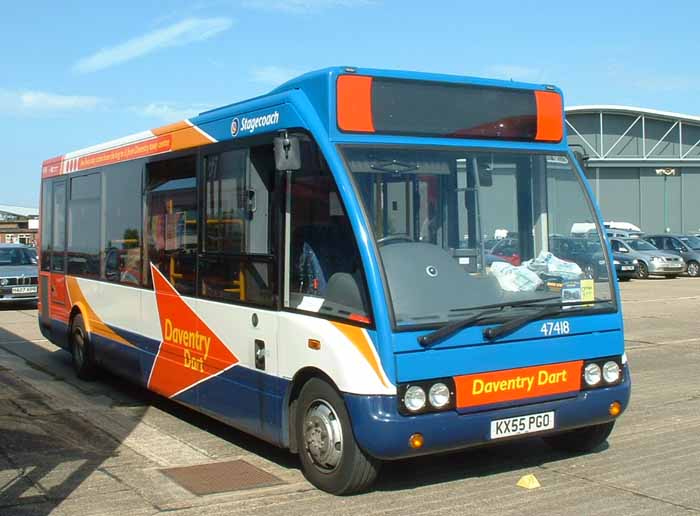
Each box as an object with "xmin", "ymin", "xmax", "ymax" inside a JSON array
[{"xmin": 454, "ymin": 360, "xmax": 582, "ymax": 409}]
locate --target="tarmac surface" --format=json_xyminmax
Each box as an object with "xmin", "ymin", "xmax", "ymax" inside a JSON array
[{"xmin": 0, "ymin": 277, "xmax": 699, "ymax": 515}]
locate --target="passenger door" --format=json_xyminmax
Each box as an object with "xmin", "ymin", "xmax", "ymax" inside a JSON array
[
  {"xmin": 48, "ymin": 180, "xmax": 69, "ymax": 324},
  {"xmin": 195, "ymin": 143, "xmax": 280, "ymax": 439}
]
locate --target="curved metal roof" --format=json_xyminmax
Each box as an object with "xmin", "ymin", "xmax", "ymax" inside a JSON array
[{"xmin": 566, "ymin": 105, "xmax": 700, "ymax": 124}]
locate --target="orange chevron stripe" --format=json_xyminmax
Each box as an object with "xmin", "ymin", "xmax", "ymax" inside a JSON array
[
  {"xmin": 65, "ymin": 277, "xmax": 134, "ymax": 348},
  {"xmin": 331, "ymin": 321, "xmax": 388, "ymax": 388},
  {"xmin": 152, "ymin": 120, "xmax": 214, "ymax": 151}
]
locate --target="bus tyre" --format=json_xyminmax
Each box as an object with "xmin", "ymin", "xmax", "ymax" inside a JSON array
[
  {"xmin": 71, "ymin": 314, "xmax": 97, "ymax": 381},
  {"xmin": 296, "ymin": 378, "xmax": 380, "ymax": 495},
  {"xmin": 543, "ymin": 421, "xmax": 615, "ymax": 453}
]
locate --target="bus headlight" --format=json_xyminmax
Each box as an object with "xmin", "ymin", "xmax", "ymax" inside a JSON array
[
  {"xmin": 602, "ymin": 361, "xmax": 621, "ymax": 384},
  {"xmin": 399, "ymin": 378, "xmax": 455, "ymax": 414},
  {"xmin": 583, "ymin": 363, "xmax": 602, "ymax": 386},
  {"xmin": 404, "ymin": 386, "xmax": 426, "ymax": 412},
  {"xmin": 428, "ymin": 382, "xmax": 450, "ymax": 409}
]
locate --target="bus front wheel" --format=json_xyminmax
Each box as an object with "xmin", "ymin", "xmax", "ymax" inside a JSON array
[
  {"xmin": 296, "ymin": 378, "xmax": 380, "ymax": 495},
  {"xmin": 543, "ymin": 421, "xmax": 615, "ymax": 453},
  {"xmin": 71, "ymin": 313, "xmax": 97, "ymax": 381}
]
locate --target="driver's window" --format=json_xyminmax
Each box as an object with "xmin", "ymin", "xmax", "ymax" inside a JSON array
[
  {"xmin": 286, "ymin": 141, "xmax": 371, "ymax": 324},
  {"xmin": 611, "ymin": 240, "xmax": 621, "ymax": 252},
  {"xmin": 670, "ymin": 238, "xmax": 683, "ymax": 251}
]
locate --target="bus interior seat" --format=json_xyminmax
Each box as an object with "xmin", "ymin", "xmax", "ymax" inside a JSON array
[{"xmin": 294, "ymin": 223, "xmax": 356, "ymax": 296}]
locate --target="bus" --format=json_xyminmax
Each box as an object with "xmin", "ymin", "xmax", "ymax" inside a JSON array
[{"xmin": 38, "ymin": 67, "xmax": 630, "ymax": 495}]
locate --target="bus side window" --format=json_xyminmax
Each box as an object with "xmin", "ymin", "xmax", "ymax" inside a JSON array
[
  {"xmin": 102, "ymin": 161, "xmax": 142, "ymax": 286},
  {"xmin": 67, "ymin": 173, "xmax": 101, "ymax": 278},
  {"xmin": 198, "ymin": 145, "xmax": 276, "ymax": 307},
  {"xmin": 287, "ymin": 141, "xmax": 371, "ymax": 324},
  {"xmin": 144, "ymin": 156, "xmax": 197, "ymax": 296}
]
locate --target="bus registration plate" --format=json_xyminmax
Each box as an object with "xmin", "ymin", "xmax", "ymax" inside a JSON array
[{"xmin": 490, "ymin": 411, "xmax": 554, "ymax": 439}]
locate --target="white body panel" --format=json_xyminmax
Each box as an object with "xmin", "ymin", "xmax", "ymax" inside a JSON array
[{"xmin": 74, "ymin": 277, "xmax": 395, "ymax": 396}]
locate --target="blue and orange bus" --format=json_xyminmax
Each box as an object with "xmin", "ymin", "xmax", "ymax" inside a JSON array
[{"xmin": 38, "ymin": 67, "xmax": 630, "ymax": 494}]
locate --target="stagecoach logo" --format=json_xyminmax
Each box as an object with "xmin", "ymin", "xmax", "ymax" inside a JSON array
[
  {"xmin": 426, "ymin": 265, "xmax": 438, "ymax": 278},
  {"xmin": 231, "ymin": 111, "xmax": 280, "ymax": 137}
]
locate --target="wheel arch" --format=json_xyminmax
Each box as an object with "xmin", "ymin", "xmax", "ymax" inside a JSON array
[{"xmin": 68, "ymin": 302, "xmax": 91, "ymax": 333}]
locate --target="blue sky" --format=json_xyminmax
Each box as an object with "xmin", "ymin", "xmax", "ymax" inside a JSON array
[{"xmin": 2, "ymin": 0, "xmax": 698, "ymax": 207}]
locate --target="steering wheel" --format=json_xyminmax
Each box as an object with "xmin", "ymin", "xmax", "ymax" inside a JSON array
[{"xmin": 376, "ymin": 234, "xmax": 414, "ymax": 246}]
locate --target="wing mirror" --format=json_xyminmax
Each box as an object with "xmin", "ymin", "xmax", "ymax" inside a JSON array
[{"xmin": 273, "ymin": 134, "xmax": 301, "ymax": 171}]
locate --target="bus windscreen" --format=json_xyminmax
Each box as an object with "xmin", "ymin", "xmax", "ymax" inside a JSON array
[{"xmin": 336, "ymin": 75, "xmax": 562, "ymax": 142}]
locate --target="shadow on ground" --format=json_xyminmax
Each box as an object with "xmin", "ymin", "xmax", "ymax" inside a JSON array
[{"xmin": 0, "ymin": 316, "xmax": 604, "ymax": 513}]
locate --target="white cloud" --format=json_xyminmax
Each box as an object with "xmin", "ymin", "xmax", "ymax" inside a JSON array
[
  {"xmin": 0, "ymin": 89, "xmax": 104, "ymax": 113},
  {"xmin": 251, "ymin": 66, "xmax": 302, "ymax": 86},
  {"xmin": 74, "ymin": 17, "xmax": 233, "ymax": 73},
  {"xmin": 131, "ymin": 102, "xmax": 212, "ymax": 122},
  {"xmin": 242, "ymin": 0, "xmax": 373, "ymax": 13},
  {"xmin": 484, "ymin": 65, "xmax": 543, "ymax": 83}
]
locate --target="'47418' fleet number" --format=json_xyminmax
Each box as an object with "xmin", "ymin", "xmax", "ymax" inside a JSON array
[{"xmin": 540, "ymin": 320, "xmax": 570, "ymax": 337}]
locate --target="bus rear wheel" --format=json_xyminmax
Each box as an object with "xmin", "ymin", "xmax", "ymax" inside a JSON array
[
  {"xmin": 296, "ymin": 378, "xmax": 380, "ymax": 495},
  {"xmin": 543, "ymin": 421, "xmax": 615, "ymax": 453},
  {"xmin": 71, "ymin": 313, "xmax": 97, "ymax": 381}
]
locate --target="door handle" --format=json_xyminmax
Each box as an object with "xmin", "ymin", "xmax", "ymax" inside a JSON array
[{"xmin": 254, "ymin": 339, "xmax": 265, "ymax": 370}]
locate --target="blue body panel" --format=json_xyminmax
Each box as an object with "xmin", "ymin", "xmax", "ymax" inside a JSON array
[
  {"xmin": 346, "ymin": 367, "xmax": 631, "ymax": 460},
  {"xmin": 395, "ymin": 329, "xmax": 623, "ymax": 383}
]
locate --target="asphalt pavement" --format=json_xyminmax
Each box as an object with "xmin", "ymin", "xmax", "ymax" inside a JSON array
[{"xmin": 0, "ymin": 277, "xmax": 699, "ymax": 515}]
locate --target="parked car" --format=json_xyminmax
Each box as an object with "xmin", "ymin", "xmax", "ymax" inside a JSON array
[
  {"xmin": 611, "ymin": 252, "xmax": 638, "ymax": 281},
  {"xmin": 0, "ymin": 244, "xmax": 38, "ymax": 304},
  {"xmin": 485, "ymin": 238, "xmax": 521, "ymax": 266},
  {"xmin": 606, "ymin": 229, "xmax": 643, "ymax": 239},
  {"xmin": 643, "ymin": 235, "xmax": 700, "ymax": 277},
  {"xmin": 610, "ymin": 238, "xmax": 686, "ymax": 279}
]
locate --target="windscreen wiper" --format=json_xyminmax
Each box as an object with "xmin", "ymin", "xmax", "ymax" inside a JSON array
[
  {"xmin": 418, "ymin": 309, "xmax": 504, "ymax": 347},
  {"xmin": 482, "ymin": 299, "xmax": 612, "ymax": 341},
  {"xmin": 417, "ymin": 295, "xmax": 561, "ymax": 348}
]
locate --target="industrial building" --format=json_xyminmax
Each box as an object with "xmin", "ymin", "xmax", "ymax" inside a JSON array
[
  {"xmin": 0, "ymin": 205, "xmax": 39, "ymax": 245},
  {"xmin": 566, "ymin": 106, "xmax": 700, "ymax": 234}
]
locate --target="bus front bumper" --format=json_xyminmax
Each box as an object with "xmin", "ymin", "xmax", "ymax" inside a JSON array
[{"xmin": 345, "ymin": 367, "xmax": 630, "ymax": 461}]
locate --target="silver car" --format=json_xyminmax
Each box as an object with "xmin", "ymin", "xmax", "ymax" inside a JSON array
[
  {"xmin": 610, "ymin": 238, "xmax": 686, "ymax": 279},
  {"xmin": 0, "ymin": 244, "xmax": 38, "ymax": 304}
]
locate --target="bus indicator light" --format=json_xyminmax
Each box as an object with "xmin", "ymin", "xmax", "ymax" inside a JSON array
[
  {"xmin": 409, "ymin": 433, "xmax": 424, "ymax": 449},
  {"xmin": 609, "ymin": 401, "xmax": 622, "ymax": 417}
]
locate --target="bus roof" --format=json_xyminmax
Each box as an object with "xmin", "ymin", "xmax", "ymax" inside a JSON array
[{"xmin": 42, "ymin": 66, "xmax": 565, "ymax": 179}]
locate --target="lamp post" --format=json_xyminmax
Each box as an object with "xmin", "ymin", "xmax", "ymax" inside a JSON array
[{"xmin": 655, "ymin": 168, "xmax": 677, "ymax": 232}]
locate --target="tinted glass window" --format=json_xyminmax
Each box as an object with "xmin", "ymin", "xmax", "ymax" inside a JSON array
[
  {"xmin": 52, "ymin": 181, "xmax": 67, "ymax": 273},
  {"xmin": 40, "ymin": 182, "xmax": 51, "ymax": 271},
  {"xmin": 199, "ymin": 145, "xmax": 276, "ymax": 306},
  {"xmin": 669, "ymin": 238, "xmax": 684, "ymax": 250},
  {"xmin": 344, "ymin": 147, "xmax": 613, "ymax": 326},
  {"xmin": 67, "ymin": 173, "xmax": 101, "ymax": 277},
  {"xmin": 287, "ymin": 140, "xmax": 371, "ymax": 323},
  {"xmin": 0, "ymin": 247, "xmax": 34, "ymax": 266},
  {"xmin": 680, "ymin": 236, "xmax": 700, "ymax": 249},
  {"xmin": 203, "ymin": 149, "xmax": 248, "ymax": 254},
  {"xmin": 103, "ymin": 162, "xmax": 143, "ymax": 286},
  {"xmin": 145, "ymin": 156, "xmax": 197, "ymax": 296}
]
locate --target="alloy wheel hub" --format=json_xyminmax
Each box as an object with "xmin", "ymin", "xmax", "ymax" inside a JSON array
[{"xmin": 303, "ymin": 400, "xmax": 343, "ymax": 470}]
